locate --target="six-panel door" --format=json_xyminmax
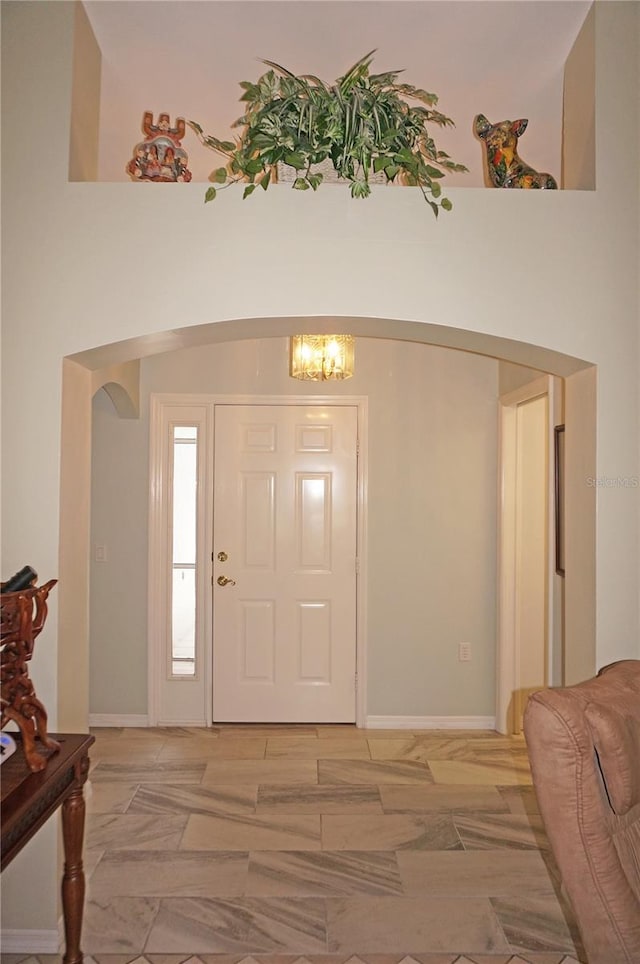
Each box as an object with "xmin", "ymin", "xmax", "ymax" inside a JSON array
[{"xmin": 212, "ymin": 404, "xmax": 358, "ymax": 722}]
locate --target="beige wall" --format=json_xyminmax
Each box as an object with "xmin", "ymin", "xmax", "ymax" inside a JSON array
[
  {"xmin": 90, "ymin": 382, "xmax": 148, "ymax": 716},
  {"xmin": 1, "ymin": 0, "xmax": 639, "ymax": 938},
  {"xmin": 562, "ymin": 3, "xmax": 596, "ymax": 189},
  {"xmin": 499, "ymin": 361, "xmax": 545, "ymax": 396},
  {"xmin": 90, "ymin": 338, "xmax": 499, "ymax": 718},
  {"xmin": 68, "ymin": 1, "xmax": 101, "ymax": 181}
]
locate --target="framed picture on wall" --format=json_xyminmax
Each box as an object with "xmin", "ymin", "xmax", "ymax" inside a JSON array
[{"xmin": 554, "ymin": 424, "xmax": 565, "ymax": 576}]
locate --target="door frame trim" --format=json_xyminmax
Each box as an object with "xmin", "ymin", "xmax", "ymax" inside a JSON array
[
  {"xmin": 148, "ymin": 397, "xmax": 214, "ymax": 726},
  {"xmin": 496, "ymin": 375, "xmax": 555, "ymax": 734},
  {"xmin": 148, "ymin": 393, "xmax": 368, "ymax": 727}
]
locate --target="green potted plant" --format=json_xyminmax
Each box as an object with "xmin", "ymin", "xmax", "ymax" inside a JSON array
[{"xmin": 190, "ymin": 50, "xmax": 467, "ymax": 217}]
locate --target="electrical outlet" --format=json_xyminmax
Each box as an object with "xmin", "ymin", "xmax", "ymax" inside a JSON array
[
  {"xmin": 95, "ymin": 545, "xmax": 107, "ymax": 563},
  {"xmin": 458, "ymin": 642, "xmax": 472, "ymax": 662}
]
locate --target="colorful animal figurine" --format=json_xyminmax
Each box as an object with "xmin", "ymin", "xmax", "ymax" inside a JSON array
[{"xmin": 474, "ymin": 114, "xmax": 557, "ymax": 189}]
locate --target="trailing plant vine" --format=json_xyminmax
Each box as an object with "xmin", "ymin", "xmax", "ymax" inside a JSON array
[{"xmin": 190, "ymin": 50, "xmax": 467, "ymax": 216}]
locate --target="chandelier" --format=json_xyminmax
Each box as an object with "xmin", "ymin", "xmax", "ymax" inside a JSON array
[{"xmin": 289, "ymin": 335, "xmax": 355, "ymax": 381}]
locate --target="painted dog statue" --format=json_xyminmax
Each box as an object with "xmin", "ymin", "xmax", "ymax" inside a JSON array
[{"xmin": 474, "ymin": 114, "xmax": 557, "ymax": 189}]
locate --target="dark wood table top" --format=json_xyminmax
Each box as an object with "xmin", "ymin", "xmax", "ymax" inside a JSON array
[{"xmin": 1, "ymin": 732, "xmax": 95, "ymax": 870}]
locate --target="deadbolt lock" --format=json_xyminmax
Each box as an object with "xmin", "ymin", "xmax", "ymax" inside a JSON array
[{"xmin": 217, "ymin": 551, "xmax": 228, "ymax": 562}]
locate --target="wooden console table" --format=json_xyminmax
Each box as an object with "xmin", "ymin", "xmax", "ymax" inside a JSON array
[{"xmin": 1, "ymin": 733, "xmax": 95, "ymax": 963}]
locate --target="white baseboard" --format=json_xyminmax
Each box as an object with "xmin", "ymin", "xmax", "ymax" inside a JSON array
[
  {"xmin": 0, "ymin": 929, "xmax": 59, "ymax": 952},
  {"xmin": 89, "ymin": 713, "xmax": 149, "ymax": 727},
  {"xmin": 90, "ymin": 713, "xmax": 497, "ymax": 730},
  {"xmin": 156, "ymin": 719, "xmax": 208, "ymax": 727},
  {"xmin": 365, "ymin": 715, "xmax": 497, "ymax": 730}
]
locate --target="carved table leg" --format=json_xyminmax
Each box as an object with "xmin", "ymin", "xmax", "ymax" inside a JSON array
[{"xmin": 61, "ymin": 786, "xmax": 87, "ymax": 964}]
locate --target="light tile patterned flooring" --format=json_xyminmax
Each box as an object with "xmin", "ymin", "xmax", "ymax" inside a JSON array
[{"xmin": 2, "ymin": 726, "xmax": 585, "ymax": 964}]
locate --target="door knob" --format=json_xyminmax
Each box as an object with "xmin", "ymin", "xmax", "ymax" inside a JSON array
[{"xmin": 217, "ymin": 575, "xmax": 236, "ymax": 587}]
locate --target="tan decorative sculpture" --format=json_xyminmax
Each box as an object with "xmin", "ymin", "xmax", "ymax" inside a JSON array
[
  {"xmin": 474, "ymin": 114, "xmax": 557, "ymax": 189},
  {"xmin": 127, "ymin": 111, "xmax": 192, "ymax": 183},
  {"xmin": 1, "ymin": 579, "xmax": 59, "ymax": 771}
]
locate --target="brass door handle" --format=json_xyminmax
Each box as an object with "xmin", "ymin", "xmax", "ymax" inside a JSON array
[{"xmin": 217, "ymin": 575, "xmax": 236, "ymax": 587}]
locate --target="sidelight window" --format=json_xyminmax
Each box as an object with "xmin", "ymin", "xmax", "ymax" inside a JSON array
[{"xmin": 171, "ymin": 426, "xmax": 198, "ymax": 676}]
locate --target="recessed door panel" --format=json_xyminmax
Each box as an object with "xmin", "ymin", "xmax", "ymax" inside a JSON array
[
  {"xmin": 297, "ymin": 601, "xmax": 331, "ymax": 682},
  {"xmin": 241, "ymin": 473, "xmax": 275, "ymax": 569},
  {"xmin": 296, "ymin": 424, "xmax": 332, "ymax": 453},
  {"xmin": 297, "ymin": 473, "xmax": 331, "ymax": 571},
  {"xmin": 240, "ymin": 600, "xmax": 275, "ymax": 682},
  {"xmin": 243, "ymin": 423, "xmax": 276, "ymax": 453}
]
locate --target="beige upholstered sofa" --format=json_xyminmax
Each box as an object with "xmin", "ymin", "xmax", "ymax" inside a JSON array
[{"xmin": 523, "ymin": 660, "xmax": 640, "ymax": 964}]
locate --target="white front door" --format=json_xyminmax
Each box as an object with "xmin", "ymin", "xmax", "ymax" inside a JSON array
[{"xmin": 212, "ymin": 404, "xmax": 358, "ymax": 722}]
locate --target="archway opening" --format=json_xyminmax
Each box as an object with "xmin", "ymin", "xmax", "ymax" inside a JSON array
[{"xmin": 58, "ymin": 316, "xmax": 595, "ymax": 731}]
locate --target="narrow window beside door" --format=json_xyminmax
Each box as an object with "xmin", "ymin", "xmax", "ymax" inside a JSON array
[{"xmin": 171, "ymin": 426, "xmax": 198, "ymax": 676}]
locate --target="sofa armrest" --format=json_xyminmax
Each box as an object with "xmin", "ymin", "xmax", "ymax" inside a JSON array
[{"xmin": 524, "ymin": 661, "xmax": 640, "ymax": 964}]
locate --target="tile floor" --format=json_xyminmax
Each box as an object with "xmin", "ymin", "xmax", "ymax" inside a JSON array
[{"xmin": 1, "ymin": 725, "xmax": 586, "ymax": 964}]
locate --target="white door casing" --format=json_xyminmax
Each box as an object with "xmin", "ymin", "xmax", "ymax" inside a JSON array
[
  {"xmin": 148, "ymin": 400, "xmax": 213, "ymax": 726},
  {"xmin": 148, "ymin": 394, "xmax": 368, "ymax": 728},
  {"xmin": 497, "ymin": 375, "xmax": 560, "ymax": 734},
  {"xmin": 212, "ymin": 404, "xmax": 359, "ymax": 722},
  {"xmin": 513, "ymin": 395, "xmax": 548, "ymax": 729}
]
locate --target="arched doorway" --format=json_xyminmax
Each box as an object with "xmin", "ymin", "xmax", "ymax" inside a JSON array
[{"xmin": 58, "ymin": 316, "xmax": 596, "ymax": 732}]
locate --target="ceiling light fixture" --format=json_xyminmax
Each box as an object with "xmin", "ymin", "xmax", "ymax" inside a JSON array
[{"xmin": 289, "ymin": 335, "xmax": 355, "ymax": 381}]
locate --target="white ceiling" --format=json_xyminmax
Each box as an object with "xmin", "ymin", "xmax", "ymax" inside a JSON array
[{"xmin": 84, "ymin": 0, "xmax": 592, "ymax": 186}]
